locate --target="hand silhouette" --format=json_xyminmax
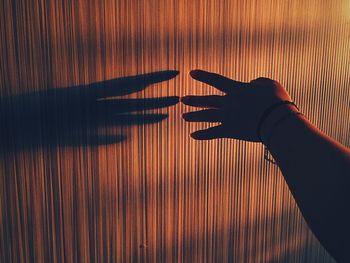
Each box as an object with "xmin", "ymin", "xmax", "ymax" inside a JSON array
[
  {"xmin": 181, "ymin": 69, "xmax": 295, "ymax": 142},
  {"xmin": 0, "ymin": 71, "xmax": 179, "ymax": 151}
]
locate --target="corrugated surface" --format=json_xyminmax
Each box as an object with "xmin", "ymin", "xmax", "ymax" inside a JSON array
[{"xmin": 1, "ymin": 0, "xmax": 349, "ymax": 262}]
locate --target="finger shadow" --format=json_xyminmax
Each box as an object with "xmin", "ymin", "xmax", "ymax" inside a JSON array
[{"xmin": 0, "ymin": 70, "xmax": 179, "ymax": 152}]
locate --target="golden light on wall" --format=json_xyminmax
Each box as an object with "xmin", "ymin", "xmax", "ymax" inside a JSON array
[
  {"xmin": 343, "ymin": 0, "xmax": 350, "ymax": 19},
  {"xmin": 0, "ymin": 0, "xmax": 349, "ymax": 262}
]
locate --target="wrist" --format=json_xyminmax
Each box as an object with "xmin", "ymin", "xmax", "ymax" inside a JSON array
[{"xmin": 260, "ymin": 104, "xmax": 301, "ymax": 146}]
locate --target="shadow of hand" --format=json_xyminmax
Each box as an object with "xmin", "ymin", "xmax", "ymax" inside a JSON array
[{"xmin": 0, "ymin": 70, "xmax": 179, "ymax": 151}]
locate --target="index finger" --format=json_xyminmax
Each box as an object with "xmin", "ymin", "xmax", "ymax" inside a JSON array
[
  {"xmin": 190, "ymin": 69, "xmax": 249, "ymax": 94},
  {"xmin": 89, "ymin": 70, "xmax": 179, "ymax": 98}
]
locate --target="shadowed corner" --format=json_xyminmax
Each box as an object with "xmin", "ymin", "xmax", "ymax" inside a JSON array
[{"xmin": 0, "ymin": 70, "xmax": 179, "ymax": 152}]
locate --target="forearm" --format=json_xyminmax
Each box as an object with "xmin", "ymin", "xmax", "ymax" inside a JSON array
[
  {"xmin": 266, "ymin": 111, "xmax": 350, "ymax": 262},
  {"xmin": 182, "ymin": 70, "xmax": 350, "ymax": 262}
]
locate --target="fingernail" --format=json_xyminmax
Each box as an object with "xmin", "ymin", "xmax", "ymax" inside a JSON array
[
  {"xmin": 180, "ymin": 96, "xmax": 189, "ymax": 103},
  {"xmin": 190, "ymin": 132, "xmax": 200, "ymax": 139},
  {"xmin": 172, "ymin": 96, "xmax": 180, "ymax": 103},
  {"xmin": 190, "ymin": 69, "xmax": 206, "ymax": 77},
  {"xmin": 189, "ymin": 70, "xmax": 199, "ymax": 77}
]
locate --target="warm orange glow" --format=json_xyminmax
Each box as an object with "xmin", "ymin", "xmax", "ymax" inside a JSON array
[
  {"xmin": 345, "ymin": 1, "xmax": 350, "ymax": 19},
  {"xmin": 1, "ymin": 0, "xmax": 349, "ymax": 262}
]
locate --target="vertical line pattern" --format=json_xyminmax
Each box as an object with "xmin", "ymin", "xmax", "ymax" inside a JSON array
[{"xmin": 1, "ymin": 0, "xmax": 349, "ymax": 262}]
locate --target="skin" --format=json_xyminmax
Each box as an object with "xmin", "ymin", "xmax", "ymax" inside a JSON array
[{"xmin": 181, "ymin": 69, "xmax": 350, "ymax": 263}]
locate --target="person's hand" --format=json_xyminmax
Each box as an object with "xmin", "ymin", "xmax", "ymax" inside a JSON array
[
  {"xmin": 181, "ymin": 69, "xmax": 295, "ymax": 142},
  {"xmin": 0, "ymin": 71, "xmax": 179, "ymax": 150}
]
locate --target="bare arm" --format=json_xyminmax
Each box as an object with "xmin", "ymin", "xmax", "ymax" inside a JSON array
[
  {"xmin": 182, "ymin": 69, "xmax": 350, "ymax": 263},
  {"xmin": 264, "ymin": 109, "xmax": 350, "ymax": 263}
]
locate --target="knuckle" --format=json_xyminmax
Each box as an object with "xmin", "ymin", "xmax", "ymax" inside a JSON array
[{"xmin": 251, "ymin": 77, "xmax": 275, "ymax": 84}]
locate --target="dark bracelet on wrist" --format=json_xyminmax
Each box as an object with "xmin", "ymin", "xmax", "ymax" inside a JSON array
[
  {"xmin": 263, "ymin": 111, "xmax": 303, "ymax": 147},
  {"xmin": 257, "ymin": 100, "xmax": 299, "ymax": 142},
  {"xmin": 262, "ymin": 111, "xmax": 303, "ymax": 164},
  {"xmin": 263, "ymin": 112, "xmax": 303, "ymax": 164}
]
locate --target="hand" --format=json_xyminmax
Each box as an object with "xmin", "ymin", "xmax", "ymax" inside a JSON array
[
  {"xmin": 181, "ymin": 69, "xmax": 294, "ymax": 142},
  {"xmin": 0, "ymin": 71, "xmax": 179, "ymax": 151}
]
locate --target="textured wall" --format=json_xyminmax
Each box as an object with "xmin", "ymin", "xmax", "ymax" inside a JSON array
[{"xmin": 1, "ymin": 0, "xmax": 349, "ymax": 262}]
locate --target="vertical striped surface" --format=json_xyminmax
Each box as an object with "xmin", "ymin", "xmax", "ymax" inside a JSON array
[{"xmin": 1, "ymin": 0, "xmax": 349, "ymax": 262}]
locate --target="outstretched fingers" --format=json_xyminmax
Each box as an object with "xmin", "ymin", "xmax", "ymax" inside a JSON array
[
  {"xmin": 89, "ymin": 70, "xmax": 179, "ymax": 98},
  {"xmin": 182, "ymin": 109, "xmax": 222, "ymax": 122},
  {"xmin": 97, "ymin": 96, "xmax": 179, "ymax": 113},
  {"xmin": 190, "ymin": 125, "xmax": 226, "ymax": 140},
  {"xmin": 181, "ymin": 95, "xmax": 224, "ymax": 108},
  {"xmin": 190, "ymin": 69, "xmax": 249, "ymax": 94}
]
